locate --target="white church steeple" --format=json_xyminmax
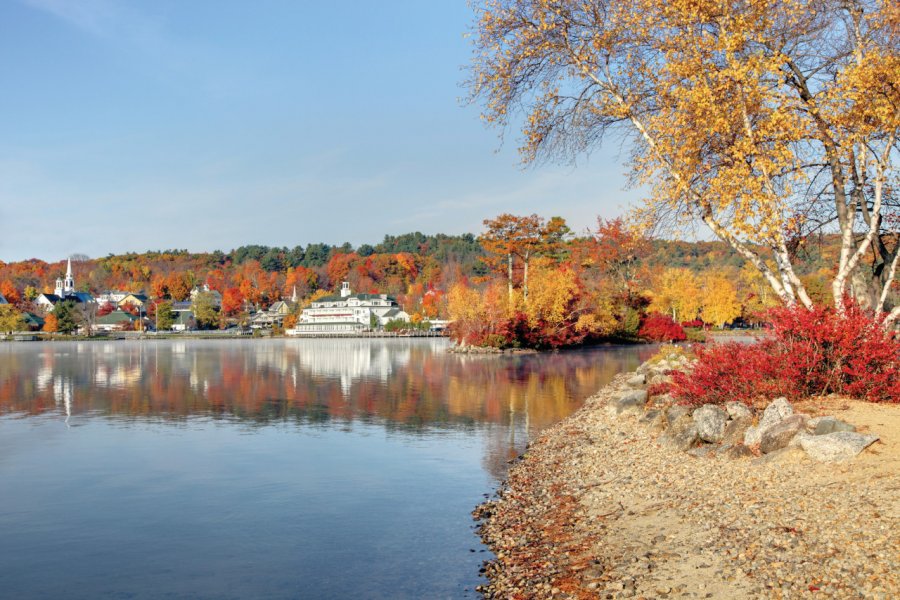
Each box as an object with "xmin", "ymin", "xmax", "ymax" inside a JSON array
[{"xmin": 55, "ymin": 258, "xmax": 76, "ymax": 297}]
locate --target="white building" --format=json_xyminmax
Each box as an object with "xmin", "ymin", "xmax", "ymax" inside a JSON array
[
  {"xmin": 286, "ymin": 282, "xmax": 409, "ymax": 336},
  {"xmin": 35, "ymin": 259, "xmax": 94, "ymax": 312}
]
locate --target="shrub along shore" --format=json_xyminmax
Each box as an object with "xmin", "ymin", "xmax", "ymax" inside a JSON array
[{"xmin": 474, "ymin": 351, "xmax": 899, "ymax": 599}]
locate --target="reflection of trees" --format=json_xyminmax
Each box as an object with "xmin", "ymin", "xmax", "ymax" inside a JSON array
[{"xmin": 0, "ymin": 341, "xmax": 657, "ymax": 437}]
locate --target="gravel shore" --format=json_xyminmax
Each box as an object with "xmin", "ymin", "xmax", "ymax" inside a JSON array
[{"xmin": 474, "ymin": 372, "xmax": 899, "ymax": 599}]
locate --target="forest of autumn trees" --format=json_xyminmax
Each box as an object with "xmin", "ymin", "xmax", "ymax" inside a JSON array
[{"xmin": 0, "ymin": 220, "xmax": 889, "ymax": 340}]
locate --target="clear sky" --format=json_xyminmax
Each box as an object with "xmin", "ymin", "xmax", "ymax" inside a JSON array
[{"xmin": 0, "ymin": 0, "xmax": 640, "ymax": 262}]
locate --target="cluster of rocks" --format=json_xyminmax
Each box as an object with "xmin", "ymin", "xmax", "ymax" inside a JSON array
[
  {"xmin": 474, "ymin": 353, "xmax": 897, "ymax": 599},
  {"xmin": 608, "ymin": 353, "xmax": 880, "ymax": 463}
]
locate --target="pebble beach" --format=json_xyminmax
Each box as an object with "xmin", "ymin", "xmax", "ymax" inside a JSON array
[{"xmin": 474, "ymin": 365, "xmax": 899, "ymax": 599}]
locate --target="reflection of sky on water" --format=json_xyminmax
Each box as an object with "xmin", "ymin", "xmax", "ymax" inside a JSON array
[{"xmin": 0, "ymin": 339, "xmax": 656, "ymax": 598}]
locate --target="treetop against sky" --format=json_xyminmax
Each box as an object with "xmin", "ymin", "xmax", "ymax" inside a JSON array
[{"xmin": 0, "ymin": 0, "xmax": 639, "ymax": 262}]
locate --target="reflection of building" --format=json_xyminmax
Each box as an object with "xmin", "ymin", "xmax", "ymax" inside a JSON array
[
  {"xmin": 287, "ymin": 282, "xmax": 410, "ymax": 336},
  {"xmin": 292, "ymin": 339, "xmax": 409, "ymax": 394}
]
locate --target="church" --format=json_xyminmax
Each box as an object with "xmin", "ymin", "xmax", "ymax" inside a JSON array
[{"xmin": 35, "ymin": 259, "xmax": 95, "ymax": 312}]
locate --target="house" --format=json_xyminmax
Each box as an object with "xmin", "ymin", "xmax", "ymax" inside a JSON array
[
  {"xmin": 249, "ymin": 300, "xmax": 294, "ymax": 329},
  {"xmin": 118, "ymin": 293, "xmax": 149, "ymax": 310},
  {"xmin": 170, "ymin": 301, "xmax": 195, "ymax": 332},
  {"xmin": 190, "ymin": 285, "xmax": 222, "ymax": 308},
  {"xmin": 96, "ymin": 291, "xmax": 130, "ymax": 305},
  {"xmin": 287, "ymin": 282, "xmax": 410, "ymax": 336},
  {"xmin": 22, "ymin": 312, "xmax": 44, "ymax": 331},
  {"xmin": 35, "ymin": 259, "xmax": 94, "ymax": 312},
  {"xmin": 95, "ymin": 310, "xmax": 138, "ymax": 332}
]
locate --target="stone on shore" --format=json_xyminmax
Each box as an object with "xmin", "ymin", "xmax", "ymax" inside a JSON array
[
  {"xmin": 626, "ymin": 373, "xmax": 646, "ymax": 388},
  {"xmin": 692, "ymin": 404, "xmax": 728, "ymax": 443},
  {"xmin": 760, "ymin": 397, "xmax": 794, "ymax": 429},
  {"xmin": 759, "ymin": 414, "xmax": 807, "ymax": 454},
  {"xmin": 721, "ymin": 416, "xmax": 752, "ymax": 445},
  {"xmin": 609, "ymin": 389, "xmax": 648, "ymax": 415},
  {"xmin": 799, "ymin": 431, "xmax": 880, "ymax": 462},
  {"xmin": 659, "ymin": 415, "xmax": 699, "ymax": 451},
  {"xmin": 745, "ymin": 397, "xmax": 795, "ymax": 447},
  {"xmin": 809, "ymin": 415, "xmax": 857, "ymax": 435},
  {"xmin": 724, "ymin": 401, "xmax": 752, "ymax": 420}
]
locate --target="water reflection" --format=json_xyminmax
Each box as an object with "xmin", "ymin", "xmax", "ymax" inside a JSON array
[
  {"xmin": 0, "ymin": 339, "xmax": 658, "ymax": 599},
  {"xmin": 0, "ymin": 339, "xmax": 654, "ymax": 434}
]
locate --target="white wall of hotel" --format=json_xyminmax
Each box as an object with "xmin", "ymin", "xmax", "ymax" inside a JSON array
[{"xmin": 287, "ymin": 282, "xmax": 410, "ymax": 336}]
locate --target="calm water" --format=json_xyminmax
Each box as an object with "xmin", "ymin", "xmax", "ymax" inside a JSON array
[{"xmin": 0, "ymin": 339, "xmax": 655, "ymax": 599}]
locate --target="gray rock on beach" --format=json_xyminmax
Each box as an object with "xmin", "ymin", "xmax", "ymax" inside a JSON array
[
  {"xmin": 626, "ymin": 374, "xmax": 647, "ymax": 388},
  {"xmin": 745, "ymin": 397, "xmax": 795, "ymax": 446},
  {"xmin": 799, "ymin": 431, "xmax": 880, "ymax": 462},
  {"xmin": 809, "ymin": 416, "xmax": 857, "ymax": 435},
  {"xmin": 609, "ymin": 390, "xmax": 648, "ymax": 415},
  {"xmin": 760, "ymin": 397, "xmax": 794, "ymax": 429},
  {"xmin": 759, "ymin": 414, "xmax": 807, "ymax": 454},
  {"xmin": 660, "ymin": 415, "xmax": 699, "ymax": 451},
  {"xmin": 724, "ymin": 401, "xmax": 753, "ymax": 420},
  {"xmin": 693, "ymin": 404, "xmax": 728, "ymax": 443},
  {"xmin": 665, "ymin": 405, "xmax": 691, "ymax": 428},
  {"xmin": 722, "ymin": 416, "xmax": 752, "ymax": 445}
]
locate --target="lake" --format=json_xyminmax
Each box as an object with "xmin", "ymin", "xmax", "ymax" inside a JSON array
[{"xmin": 0, "ymin": 339, "xmax": 656, "ymax": 599}]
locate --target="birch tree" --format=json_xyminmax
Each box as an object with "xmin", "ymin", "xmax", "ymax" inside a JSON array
[{"xmin": 468, "ymin": 0, "xmax": 899, "ymax": 328}]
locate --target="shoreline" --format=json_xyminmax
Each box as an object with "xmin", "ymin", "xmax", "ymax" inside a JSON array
[{"xmin": 474, "ymin": 364, "xmax": 899, "ymax": 599}]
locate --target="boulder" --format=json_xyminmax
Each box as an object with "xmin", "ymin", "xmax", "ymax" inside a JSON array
[
  {"xmin": 626, "ymin": 374, "xmax": 647, "ymax": 388},
  {"xmin": 809, "ymin": 416, "xmax": 857, "ymax": 436},
  {"xmin": 665, "ymin": 405, "xmax": 691, "ymax": 428},
  {"xmin": 609, "ymin": 390, "xmax": 648, "ymax": 415},
  {"xmin": 660, "ymin": 415, "xmax": 699, "ymax": 451},
  {"xmin": 799, "ymin": 431, "xmax": 880, "ymax": 462},
  {"xmin": 722, "ymin": 416, "xmax": 752, "ymax": 445},
  {"xmin": 744, "ymin": 425, "xmax": 763, "ymax": 447},
  {"xmin": 759, "ymin": 414, "xmax": 807, "ymax": 454},
  {"xmin": 640, "ymin": 409, "xmax": 667, "ymax": 431},
  {"xmin": 724, "ymin": 401, "xmax": 753, "ymax": 420},
  {"xmin": 759, "ymin": 397, "xmax": 793, "ymax": 430},
  {"xmin": 693, "ymin": 404, "xmax": 728, "ymax": 443}
]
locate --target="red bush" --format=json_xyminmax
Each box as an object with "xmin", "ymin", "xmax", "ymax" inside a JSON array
[
  {"xmin": 681, "ymin": 319, "xmax": 704, "ymax": 328},
  {"xmin": 671, "ymin": 303, "xmax": 900, "ymax": 405},
  {"xmin": 638, "ymin": 313, "xmax": 687, "ymax": 342}
]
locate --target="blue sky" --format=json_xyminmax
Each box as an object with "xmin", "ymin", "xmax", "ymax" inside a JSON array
[{"xmin": 0, "ymin": 0, "xmax": 639, "ymax": 262}]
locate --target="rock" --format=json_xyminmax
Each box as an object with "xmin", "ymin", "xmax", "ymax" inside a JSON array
[
  {"xmin": 626, "ymin": 374, "xmax": 647, "ymax": 388},
  {"xmin": 759, "ymin": 397, "xmax": 794, "ymax": 430},
  {"xmin": 693, "ymin": 404, "xmax": 728, "ymax": 443},
  {"xmin": 640, "ymin": 409, "xmax": 667, "ymax": 431},
  {"xmin": 759, "ymin": 414, "xmax": 807, "ymax": 454},
  {"xmin": 665, "ymin": 405, "xmax": 691, "ymax": 428},
  {"xmin": 799, "ymin": 431, "xmax": 880, "ymax": 462},
  {"xmin": 744, "ymin": 425, "xmax": 763, "ymax": 447},
  {"xmin": 609, "ymin": 390, "xmax": 648, "ymax": 415},
  {"xmin": 724, "ymin": 401, "xmax": 753, "ymax": 420},
  {"xmin": 722, "ymin": 416, "xmax": 752, "ymax": 445},
  {"xmin": 660, "ymin": 416, "xmax": 699, "ymax": 451},
  {"xmin": 648, "ymin": 393, "xmax": 674, "ymax": 410},
  {"xmin": 809, "ymin": 416, "xmax": 857, "ymax": 435}
]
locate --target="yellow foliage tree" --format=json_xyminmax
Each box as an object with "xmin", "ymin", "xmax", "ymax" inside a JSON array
[
  {"xmin": 468, "ymin": 0, "xmax": 900, "ymax": 328},
  {"xmin": 648, "ymin": 268, "xmax": 701, "ymax": 323},
  {"xmin": 701, "ymin": 273, "xmax": 742, "ymax": 328}
]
